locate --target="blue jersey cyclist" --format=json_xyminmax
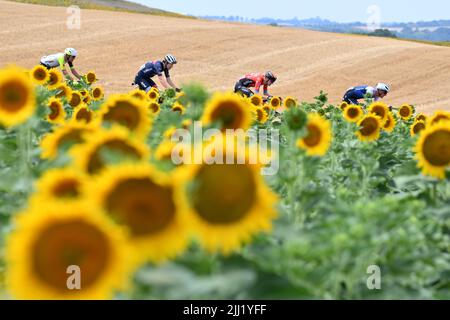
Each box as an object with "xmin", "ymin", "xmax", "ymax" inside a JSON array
[
  {"xmin": 134, "ymin": 54, "xmax": 181, "ymax": 92},
  {"xmin": 343, "ymin": 83, "xmax": 390, "ymax": 105}
]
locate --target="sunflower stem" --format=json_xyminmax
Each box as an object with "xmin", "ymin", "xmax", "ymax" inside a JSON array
[{"xmin": 17, "ymin": 121, "xmax": 32, "ymax": 192}]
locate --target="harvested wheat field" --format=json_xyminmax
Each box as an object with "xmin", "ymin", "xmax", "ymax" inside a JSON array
[{"xmin": 1, "ymin": 0, "xmax": 450, "ymax": 113}]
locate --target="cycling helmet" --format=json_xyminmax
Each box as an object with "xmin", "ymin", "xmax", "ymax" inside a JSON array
[
  {"xmin": 376, "ymin": 83, "xmax": 390, "ymax": 93},
  {"xmin": 265, "ymin": 71, "xmax": 277, "ymax": 83},
  {"xmin": 64, "ymin": 48, "xmax": 78, "ymax": 57},
  {"xmin": 164, "ymin": 54, "xmax": 177, "ymax": 64}
]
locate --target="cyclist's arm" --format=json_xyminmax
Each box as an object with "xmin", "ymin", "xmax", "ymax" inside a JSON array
[
  {"xmin": 263, "ymin": 84, "xmax": 270, "ymax": 97},
  {"xmin": 254, "ymin": 78, "xmax": 263, "ymax": 94},
  {"xmin": 166, "ymin": 77, "xmax": 179, "ymax": 90},
  {"xmin": 58, "ymin": 56, "xmax": 73, "ymax": 81},
  {"xmin": 69, "ymin": 62, "xmax": 82, "ymax": 80},
  {"xmin": 157, "ymin": 74, "xmax": 170, "ymax": 89}
]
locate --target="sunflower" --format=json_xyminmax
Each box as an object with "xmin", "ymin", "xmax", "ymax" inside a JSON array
[
  {"xmin": 91, "ymin": 86, "xmax": 104, "ymax": 101},
  {"xmin": 30, "ymin": 168, "xmax": 88, "ymax": 205},
  {"xmin": 343, "ymin": 104, "xmax": 364, "ymax": 123},
  {"xmin": 383, "ymin": 111, "xmax": 396, "ymax": 133},
  {"xmin": 398, "ymin": 104, "xmax": 413, "ymax": 121},
  {"xmin": 182, "ymin": 119, "xmax": 192, "ymax": 129},
  {"xmin": 269, "ymin": 96, "xmax": 281, "ymax": 109},
  {"xmin": 415, "ymin": 121, "xmax": 450, "ymax": 179},
  {"xmin": 30, "ymin": 65, "xmax": 49, "ymax": 85},
  {"xmin": 254, "ymin": 106, "xmax": 268, "ymax": 124},
  {"xmin": 410, "ymin": 120, "xmax": 427, "ymax": 137},
  {"xmin": 283, "ymin": 96, "xmax": 297, "ymax": 109},
  {"xmin": 85, "ymin": 71, "xmax": 97, "ymax": 84},
  {"xmin": 69, "ymin": 91, "xmax": 83, "ymax": 108},
  {"xmin": 129, "ymin": 89, "xmax": 147, "ymax": 101},
  {"xmin": 86, "ymin": 163, "xmax": 189, "ymax": 263},
  {"xmin": 47, "ymin": 97, "xmax": 66, "ymax": 124},
  {"xmin": 40, "ymin": 122, "xmax": 96, "ymax": 160},
  {"xmin": 368, "ymin": 102, "xmax": 389, "ymax": 125},
  {"xmin": 201, "ymin": 92, "xmax": 252, "ymax": 131},
  {"xmin": 356, "ymin": 114, "xmax": 382, "ymax": 142},
  {"xmin": 263, "ymin": 105, "xmax": 271, "ymax": 116},
  {"xmin": 297, "ymin": 113, "xmax": 332, "ymax": 156},
  {"xmin": 155, "ymin": 140, "xmax": 178, "ymax": 161},
  {"xmin": 429, "ymin": 110, "xmax": 450, "ymax": 126},
  {"xmin": 340, "ymin": 101, "xmax": 349, "ymax": 111},
  {"xmin": 249, "ymin": 95, "xmax": 263, "ymax": 107},
  {"xmin": 178, "ymin": 149, "xmax": 278, "ymax": 255},
  {"xmin": 82, "ymin": 94, "xmax": 91, "ymax": 105},
  {"xmin": 147, "ymin": 88, "xmax": 159, "ymax": 101},
  {"xmin": 47, "ymin": 69, "xmax": 63, "ymax": 90},
  {"xmin": 149, "ymin": 101, "xmax": 160, "ymax": 114},
  {"xmin": 172, "ymin": 102, "xmax": 185, "ymax": 114},
  {"xmin": 79, "ymin": 90, "xmax": 88, "ymax": 98},
  {"xmin": 0, "ymin": 65, "xmax": 36, "ymax": 128},
  {"xmin": 55, "ymin": 84, "xmax": 72, "ymax": 99},
  {"xmin": 6, "ymin": 201, "xmax": 132, "ymax": 299},
  {"xmin": 416, "ymin": 113, "xmax": 428, "ymax": 123},
  {"xmin": 72, "ymin": 105, "xmax": 94, "ymax": 124},
  {"xmin": 163, "ymin": 126, "xmax": 177, "ymax": 139},
  {"xmin": 70, "ymin": 126, "xmax": 150, "ymax": 175},
  {"xmin": 98, "ymin": 94, "xmax": 151, "ymax": 140}
]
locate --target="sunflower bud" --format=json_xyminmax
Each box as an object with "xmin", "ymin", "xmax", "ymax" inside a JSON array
[{"xmin": 284, "ymin": 106, "xmax": 307, "ymax": 131}]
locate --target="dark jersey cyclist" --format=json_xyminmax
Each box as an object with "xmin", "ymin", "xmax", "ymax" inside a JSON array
[
  {"xmin": 234, "ymin": 71, "xmax": 277, "ymax": 98},
  {"xmin": 134, "ymin": 54, "xmax": 181, "ymax": 92},
  {"xmin": 343, "ymin": 83, "xmax": 390, "ymax": 105}
]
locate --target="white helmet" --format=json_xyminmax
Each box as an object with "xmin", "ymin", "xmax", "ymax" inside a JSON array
[
  {"xmin": 164, "ymin": 54, "xmax": 177, "ymax": 64},
  {"xmin": 376, "ymin": 83, "xmax": 390, "ymax": 93},
  {"xmin": 65, "ymin": 48, "xmax": 78, "ymax": 57}
]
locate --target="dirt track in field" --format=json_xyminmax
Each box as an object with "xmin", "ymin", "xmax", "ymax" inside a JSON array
[{"xmin": 1, "ymin": 0, "xmax": 450, "ymax": 113}]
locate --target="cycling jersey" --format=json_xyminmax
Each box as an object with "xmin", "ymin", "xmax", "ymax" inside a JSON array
[
  {"xmin": 238, "ymin": 73, "xmax": 268, "ymax": 95},
  {"xmin": 343, "ymin": 85, "xmax": 378, "ymax": 104},
  {"xmin": 136, "ymin": 61, "xmax": 170, "ymax": 79},
  {"xmin": 40, "ymin": 53, "xmax": 73, "ymax": 70}
]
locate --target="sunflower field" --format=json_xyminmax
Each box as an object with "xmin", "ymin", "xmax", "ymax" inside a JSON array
[{"xmin": 0, "ymin": 64, "xmax": 449, "ymax": 300}]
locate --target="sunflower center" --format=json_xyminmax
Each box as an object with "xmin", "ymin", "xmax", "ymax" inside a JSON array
[
  {"xmin": 93, "ymin": 88, "xmax": 102, "ymax": 99},
  {"xmin": 57, "ymin": 129, "xmax": 86, "ymax": 149},
  {"xmin": 49, "ymin": 102, "xmax": 60, "ymax": 120},
  {"xmin": 210, "ymin": 102, "xmax": 244, "ymax": 130},
  {"xmin": 32, "ymin": 219, "xmax": 110, "ymax": 292},
  {"xmin": 413, "ymin": 122, "xmax": 426, "ymax": 134},
  {"xmin": 48, "ymin": 73, "xmax": 59, "ymax": 86},
  {"xmin": 191, "ymin": 164, "xmax": 256, "ymax": 224},
  {"xmin": 105, "ymin": 178, "xmax": 175, "ymax": 237},
  {"xmin": 303, "ymin": 124, "xmax": 322, "ymax": 147},
  {"xmin": 52, "ymin": 178, "xmax": 80, "ymax": 198},
  {"xmin": 70, "ymin": 93, "xmax": 81, "ymax": 107},
  {"xmin": 87, "ymin": 73, "xmax": 96, "ymax": 83},
  {"xmin": 103, "ymin": 101, "xmax": 140, "ymax": 130},
  {"xmin": 400, "ymin": 107, "xmax": 411, "ymax": 117},
  {"xmin": 347, "ymin": 107, "xmax": 359, "ymax": 118},
  {"xmin": 422, "ymin": 130, "xmax": 450, "ymax": 166},
  {"xmin": 360, "ymin": 118, "xmax": 378, "ymax": 136},
  {"xmin": 0, "ymin": 80, "xmax": 28, "ymax": 112},
  {"xmin": 431, "ymin": 115, "xmax": 450, "ymax": 125},
  {"xmin": 76, "ymin": 108, "xmax": 92, "ymax": 123},
  {"xmin": 372, "ymin": 107, "xmax": 385, "ymax": 119},
  {"xmin": 251, "ymin": 96, "xmax": 261, "ymax": 106},
  {"xmin": 34, "ymin": 69, "xmax": 47, "ymax": 81},
  {"xmin": 87, "ymin": 139, "xmax": 142, "ymax": 175},
  {"xmin": 149, "ymin": 103, "xmax": 159, "ymax": 113}
]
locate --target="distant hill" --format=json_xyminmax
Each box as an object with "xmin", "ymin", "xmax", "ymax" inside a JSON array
[
  {"xmin": 201, "ymin": 15, "xmax": 450, "ymax": 42},
  {"xmin": 8, "ymin": 0, "xmax": 187, "ymax": 17}
]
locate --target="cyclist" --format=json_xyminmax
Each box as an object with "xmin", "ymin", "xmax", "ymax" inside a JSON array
[
  {"xmin": 40, "ymin": 48, "xmax": 82, "ymax": 81},
  {"xmin": 133, "ymin": 54, "xmax": 181, "ymax": 92},
  {"xmin": 234, "ymin": 71, "xmax": 277, "ymax": 98},
  {"xmin": 343, "ymin": 83, "xmax": 390, "ymax": 105}
]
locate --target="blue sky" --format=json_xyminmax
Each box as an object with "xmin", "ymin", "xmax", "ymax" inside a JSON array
[{"xmin": 136, "ymin": 0, "xmax": 450, "ymax": 22}]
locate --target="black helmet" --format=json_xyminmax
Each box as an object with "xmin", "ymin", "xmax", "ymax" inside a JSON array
[{"xmin": 265, "ymin": 71, "xmax": 277, "ymax": 83}]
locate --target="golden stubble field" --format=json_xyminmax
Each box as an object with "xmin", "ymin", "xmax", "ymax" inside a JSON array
[{"xmin": 1, "ymin": 0, "xmax": 450, "ymax": 113}]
